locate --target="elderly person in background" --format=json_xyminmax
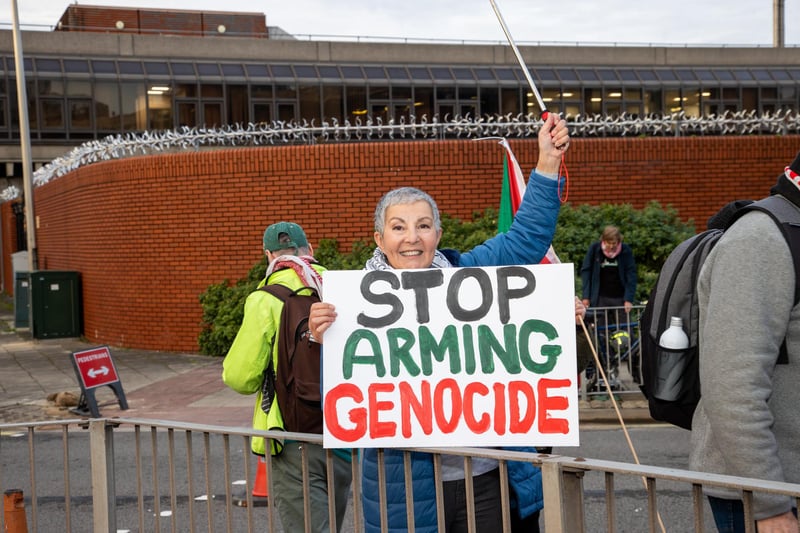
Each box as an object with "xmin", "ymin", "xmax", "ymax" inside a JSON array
[{"xmin": 310, "ymin": 112, "xmax": 573, "ymax": 532}]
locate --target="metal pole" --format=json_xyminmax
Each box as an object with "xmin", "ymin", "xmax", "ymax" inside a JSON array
[
  {"xmin": 11, "ymin": 0, "xmax": 38, "ymax": 273},
  {"xmin": 488, "ymin": 0, "xmax": 548, "ymax": 117}
]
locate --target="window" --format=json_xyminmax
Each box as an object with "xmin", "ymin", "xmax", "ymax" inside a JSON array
[
  {"xmin": 364, "ymin": 66, "xmax": 387, "ymax": 80},
  {"xmin": 197, "ymin": 63, "xmax": 221, "ymax": 77},
  {"xmin": 91, "ymin": 60, "xmax": 116, "ymax": 75},
  {"xmin": 341, "ymin": 66, "xmax": 364, "ymax": 80},
  {"xmin": 120, "ymin": 82, "xmax": 146, "ymax": 131},
  {"xmin": 298, "ymin": 84, "xmax": 320, "ymax": 123},
  {"xmin": 171, "ymin": 62, "xmax": 195, "ymax": 77},
  {"xmin": 346, "ymin": 85, "xmax": 367, "ymax": 118},
  {"xmin": 294, "ymin": 65, "xmax": 317, "ymax": 79},
  {"xmin": 387, "ymin": 67, "xmax": 409, "ymax": 80},
  {"xmin": 318, "ymin": 66, "xmax": 341, "ymax": 79},
  {"xmin": 322, "ymin": 85, "xmax": 343, "ymax": 121},
  {"xmin": 35, "ymin": 58, "xmax": 61, "ymax": 73},
  {"xmin": 271, "ymin": 65, "xmax": 294, "ymax": 79},
  {"xmin": 40, "ymin": 99, "xmax": 64, "ymax": 128},
  {"xmin": 95, "ymin": 81, "xmax": 121, "ymax": 131},
  {"xmin": 143, "ymin": 62, "xmax": 169, "ymax": 76},
  {"xmin": 118, "ymin": 61, "xmax": 144, "ymax": 75},
  {"xmin": 245, "ymin": 64, "xmax": 270, "ymax": 79},
  {"xmin": 221, "ymin": 64, "xmax": 246, "ymax": 78},
  {"xmin": 409, "ymin": 67, "xmax": 432, "ymax": 81},
  {"xmin": 452, "ymin": 68, "xmax": 474, "ymax": 81},
  {"xmin": 69, "ymin": 99, "xmax": 92, "ymax": 129},
  {"xmin": 63, "ymin": 59, "xmax": 89, "ymax": 73},
  {"xmin": 148, "ymin": 91, "xmax": 173, "ymax": 130}
]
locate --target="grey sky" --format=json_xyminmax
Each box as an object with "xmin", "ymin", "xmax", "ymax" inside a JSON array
[{"xmin": 6, "ymin": 0, "xmax": 800, "ymax": 46}]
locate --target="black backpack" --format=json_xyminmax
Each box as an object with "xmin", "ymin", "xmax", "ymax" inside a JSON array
[
  {"xmin": 639, "ymin": 195, "xmax": 800, "ymax": 430},
  {"xmin": 260, "ymin": 283, "xmax": 324, "ymax": 434}
]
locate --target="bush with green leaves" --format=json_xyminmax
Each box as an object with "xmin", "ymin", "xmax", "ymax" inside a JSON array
[{"xmin": 198, "ymin": 201, "xmax": 695, "ymax": 355}]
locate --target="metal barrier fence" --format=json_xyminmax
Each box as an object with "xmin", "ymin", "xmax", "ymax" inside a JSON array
[
  {"xmin": 2, "ymin": 417, "xmax": 799, "ymax": 532},
  {"xmin": 580, "ymin": 305, "xmax": 645, "ymax": 401}
]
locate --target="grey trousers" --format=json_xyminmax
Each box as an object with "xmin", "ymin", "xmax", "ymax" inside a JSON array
[{"xmin": 271, "ymin": 441, "xmax": 352, "ymax": 533}]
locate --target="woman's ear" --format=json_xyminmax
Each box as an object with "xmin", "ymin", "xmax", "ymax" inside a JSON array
[{"xmin": 374, "ymin": 231, "xmax": 383, "ymax": 250}]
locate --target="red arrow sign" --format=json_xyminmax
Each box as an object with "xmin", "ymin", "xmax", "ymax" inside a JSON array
[{"xmin": 72, "ymin": 347, "xmax": 119, "ymax": 389}]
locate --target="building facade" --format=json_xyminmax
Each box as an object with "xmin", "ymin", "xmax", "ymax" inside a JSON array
[{"xmin": 0, "ymin": 4, "xmax": 798, "ymax": 180}]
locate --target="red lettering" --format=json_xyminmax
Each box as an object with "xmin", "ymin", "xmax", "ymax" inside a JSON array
[
  {"xmin": 325, "ymin": 383, "xmax": 366, "ymax": 442},
  {"xmin": 537, "ymin": 378, "xmax": 571, "ymax": 434},
  {"xmin": 369, "ymin": 383, "xmax": 397, "ymax": 438},
  {"xmin": 400, "ymin": 380, "xmax": 433, "ymax": 437},
  {"xmin": 508, "ymin": 381, "xmax": 535, "ymax": 434},
  {"xmin": 433, "ymin": 379, "xmax": 461, "ymax": 434},
  {"xmin": 492, "ymin": 383, "xmax": 506, "ymax": 435},
  {"xmin": 463, "ymin": 382, "xmax": 490, "ymax": 433}
]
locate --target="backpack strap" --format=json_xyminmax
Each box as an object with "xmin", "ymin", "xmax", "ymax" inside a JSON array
[
  {"xmin": 728, "ymin": 195, "xmax": 800, "ymax": 365},
  {"xmin": 260, "ymin": 283, "xmax": 319, "ymax": 300},
  {"xmin": 260, "ymin": 283, "xmax": 292, "ymax": 301}
]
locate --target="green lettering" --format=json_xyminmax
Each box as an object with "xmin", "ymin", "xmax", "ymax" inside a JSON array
[
  {"xmin": 477, "ymin": 323, "xmax": 521, "ymax": 374},
  {"xmin": 343, "ymin": 329, "xmax": 386, "ymax": 379},
  {"xmin": 387, "ymin": 327, "xmax": 420, "ymax": 377},
  {"xmin": 518, "ymin": 319, "xmax": 561, "ymax": 374},
  {"xmin": 418, "ymin": 325, "xmax": 461, "ymax": 375},
  {"xmin": 462, "ymin": 324, "xmax": 476, "ymax": 374}
]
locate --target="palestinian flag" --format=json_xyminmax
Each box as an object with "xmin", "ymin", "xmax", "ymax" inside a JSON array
[{"xmin": 497, "ymin": 138, "xmax": 560, "ymax": 264}]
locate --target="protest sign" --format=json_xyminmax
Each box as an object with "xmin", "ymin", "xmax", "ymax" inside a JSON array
[{"xmin": 322, "ymin": 264, "xmax": 579, "ymax": 448}]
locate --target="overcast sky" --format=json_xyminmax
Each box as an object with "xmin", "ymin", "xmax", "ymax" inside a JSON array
[{"xmin": 5, "ymin": 0, "xmax": 800, "ymax": 46}]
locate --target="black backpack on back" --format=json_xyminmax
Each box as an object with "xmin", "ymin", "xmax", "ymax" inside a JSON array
[
  {"xmin": 639, "ymin": 195, "xmax": 800, "ymax": 429},
  {"xmin": 260, "ymin": 283, "xmax": 324, "ymax": 434}
]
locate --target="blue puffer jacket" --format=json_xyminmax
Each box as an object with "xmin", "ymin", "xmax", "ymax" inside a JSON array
[
  {"xmin": 361, "ymin": 448, "xmax": 543, "ymax": 533},
  {"xmin": 361, "ymin": 169, "xmax": 562, "ymax": 532}
]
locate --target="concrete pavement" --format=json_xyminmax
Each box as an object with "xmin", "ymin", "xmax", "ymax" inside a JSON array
[{"xmin": 0, "ymin": 302, "xmax": 653, "ymax": 428}]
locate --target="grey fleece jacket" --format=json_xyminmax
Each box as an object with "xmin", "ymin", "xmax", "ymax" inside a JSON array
[{"xmin": 690, "ymin": 207, "xmax": 800, "ymax": 519}]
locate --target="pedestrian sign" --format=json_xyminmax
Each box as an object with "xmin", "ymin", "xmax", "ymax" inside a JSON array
[{"xmin": 69, "ymin": 346, "xmax": 128, "ymax": 417}]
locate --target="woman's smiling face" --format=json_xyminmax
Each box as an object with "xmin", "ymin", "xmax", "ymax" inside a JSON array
[{"xmin": 374, "ymin": 200, "xmax": 442, "ymax": 270}]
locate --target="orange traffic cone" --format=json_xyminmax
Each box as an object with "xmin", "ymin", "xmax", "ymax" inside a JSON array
[
  {"xmin": 4, "ymin": 489, "xmax": 29, "ymax": 533},
  {"xmin": 234, "ymin": 456, "xmax": 269, "ymax": 507},
  {"xmin": 252, "ymin": 456, "xmax": 269, "ymax": 500}
]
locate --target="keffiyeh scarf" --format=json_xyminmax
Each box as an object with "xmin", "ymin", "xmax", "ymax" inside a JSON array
[
  {"xmin": 364, "ymin": 247, "xmax": 453, "ymax": 271},
  {"xmin": 266, "ymin": 255, "xmax": 323, "ymax": 295}
]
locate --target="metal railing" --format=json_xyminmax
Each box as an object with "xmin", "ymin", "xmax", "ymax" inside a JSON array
[
  {"xmin": 2, "ymin": 417, "xmax": 799, "ymax": 532},
  {"xmin": 580, "ymin": 305, "xmax": 645, "ymax": 401}
]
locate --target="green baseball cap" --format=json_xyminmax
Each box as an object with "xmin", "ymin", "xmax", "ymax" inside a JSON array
[{"xmin": 263, "ymin": 221, "xmax": 309, "ymax": 252}]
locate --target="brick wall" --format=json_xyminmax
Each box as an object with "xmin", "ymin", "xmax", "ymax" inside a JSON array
[
  {"xmin": 5, "ymin": 136, "xmax": 799, "ymax": 352},
  {"xmin": 57, "ymin": 6, "xmax": 267, "ymax": 36}
]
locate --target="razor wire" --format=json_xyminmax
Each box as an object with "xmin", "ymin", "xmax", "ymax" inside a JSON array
[{"xmin": 14, "ymin": 109, "xmax": 800, "ymax": 196}]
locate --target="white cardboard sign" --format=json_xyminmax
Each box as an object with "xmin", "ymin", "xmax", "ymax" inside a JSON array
[{"xmin": 322, "ymin": 263, "xmax": 580, "ymax": 449}]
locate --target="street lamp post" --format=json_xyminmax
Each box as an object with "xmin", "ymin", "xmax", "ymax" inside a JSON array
[{"xmin": 10, "ymin": 0, "xmax": 38, "ymax": 274}]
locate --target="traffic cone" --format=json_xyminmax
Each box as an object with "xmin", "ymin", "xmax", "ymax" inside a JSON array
[
  {"xmin": 234, "ymin": 456, "xmax": 269, "ymax": 507},
  {"xmin": 252, "ymin": 456, "xmax": 269, "ymax": 501},
  {"xmin": 4, "ymin": 489, "xmax": 29, "ymax": 533}
]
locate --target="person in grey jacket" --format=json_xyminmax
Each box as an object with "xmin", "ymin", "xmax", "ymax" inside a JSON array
[{"xmin": 690, "ymin": 151, "xmax": 800, "ymax": 533}]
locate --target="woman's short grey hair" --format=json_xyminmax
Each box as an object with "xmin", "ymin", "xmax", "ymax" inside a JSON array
[{"xmin": 374, "ymin": 187, "xmax": 441, "ymax": 235}]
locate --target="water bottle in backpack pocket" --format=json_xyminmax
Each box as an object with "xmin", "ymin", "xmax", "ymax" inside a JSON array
[{"xmin": 653, "ymin": 317, "xmax": 690, "ymax": 401}]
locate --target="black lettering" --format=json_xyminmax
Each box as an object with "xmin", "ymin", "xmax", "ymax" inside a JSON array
[
  {"xmin": 401, "ymin": 270, "xmax": 444, "ymax": 324},
  {"xmin": 357, "ymin": 271, "xmax": 403, "ymax": 328},
  {"xmin": 496, "ymin": 267, "xmax": 536, "ymax": 324},
  {"xmin": 447, "ymin": 268, "xmax": 492, "ymax": 321}
]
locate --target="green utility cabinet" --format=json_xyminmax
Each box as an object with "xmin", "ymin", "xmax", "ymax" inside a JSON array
[
  {"xmin": 29, "ymin": 271, "xmax": 82, "ymax": 339},
  {"xmin": 14, "ymin": 271, "xmax": 30, "ymax": 328}
]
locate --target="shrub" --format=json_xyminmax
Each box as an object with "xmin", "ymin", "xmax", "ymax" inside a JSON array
[{"xmin": 198, "ymin": 202, "xmax": 695, "ymax": 355}]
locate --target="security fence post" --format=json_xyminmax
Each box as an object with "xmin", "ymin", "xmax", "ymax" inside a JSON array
[{"xmin": 89, "ymin": 419, "xmax": 116, "ymax": 532}]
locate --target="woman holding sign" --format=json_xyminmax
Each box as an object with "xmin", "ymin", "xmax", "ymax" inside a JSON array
[{"xmin": 310, "ymin": 112, "xmax": 571, "ymax": 533}]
